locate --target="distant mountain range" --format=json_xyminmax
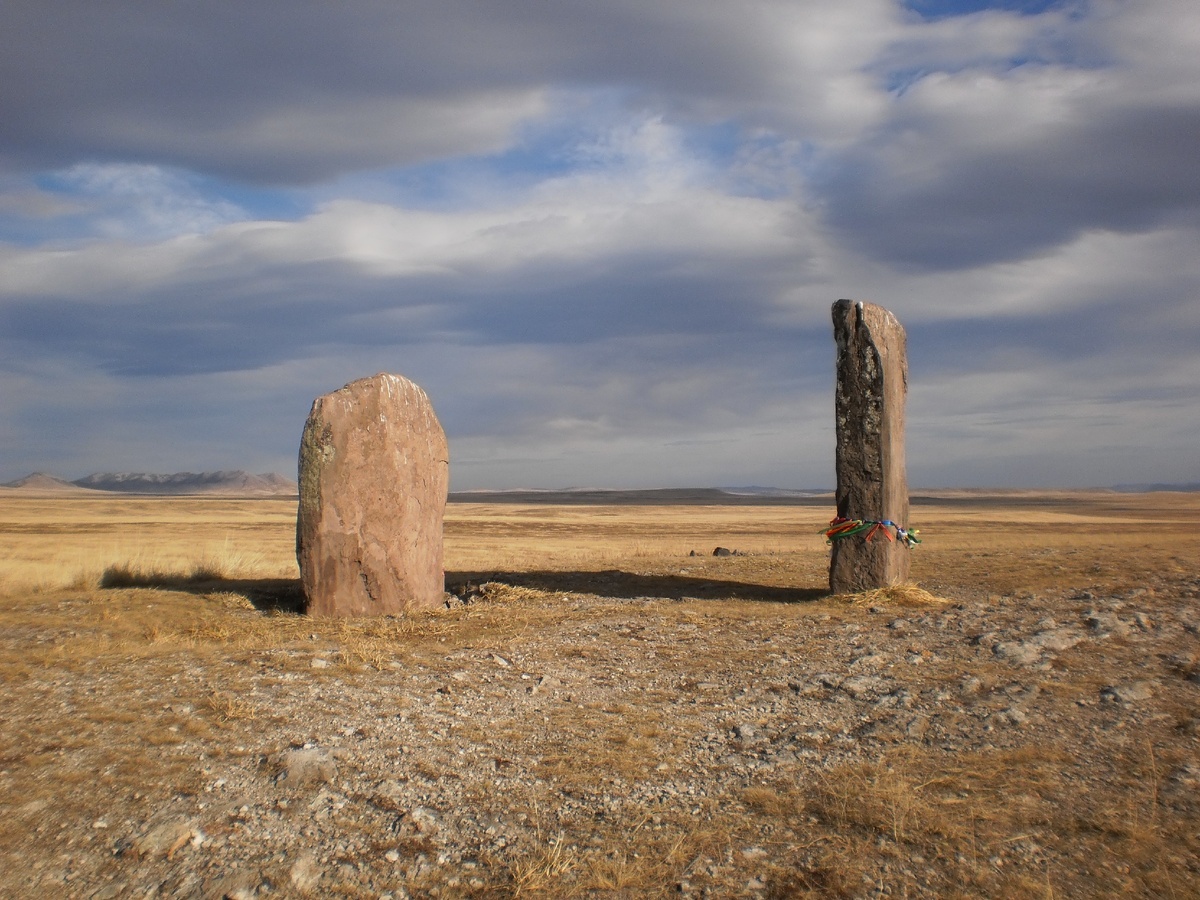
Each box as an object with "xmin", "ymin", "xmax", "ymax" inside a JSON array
[
  {"xmin": 1112, "ymin": 482, "xmax": 1200, "ymax": 493},
  {"xmin": 4, "ymin": 472, "xmax": 1197, "ymax": 500},
  {"xmin": 447, "ymin": 487, "xmax": 833, "ymax": 505},
  {"xmin": 3, "ymin": 470, "xmax": 297, "ymax": 496}
]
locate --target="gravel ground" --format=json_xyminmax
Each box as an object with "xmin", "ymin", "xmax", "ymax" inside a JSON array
[{"xmin": 3, "ymin": 566, "xmax": 1200, "ymax": 899}]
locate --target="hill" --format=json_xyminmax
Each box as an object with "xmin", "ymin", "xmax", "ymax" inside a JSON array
[
  {"xmin": 448, "ymin": 487, "xmax": 832, "ymax": 506},
  {"xmin": 4, "ymin": 470, "xmax": 297, "ymax": 497},
  {"xmin": 71, "ymin": 470, "xmax": 297, "ymax": 496},
  {"xmin": 0, "ymin": 472, "xmax": 98, "ymax": 493}
]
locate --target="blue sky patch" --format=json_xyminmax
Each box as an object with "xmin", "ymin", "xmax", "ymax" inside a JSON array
[{"xmin": 903, "ymin": 0, "xmax": 1066, "ymax": 19}]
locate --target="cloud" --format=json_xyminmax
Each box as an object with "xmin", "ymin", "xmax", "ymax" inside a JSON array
[
  {"xmin": 0, "ymin": 110, "xmax": 839, "ymax": 486},
  {"xmin": 815, "ymin": 0, "xmax": 1200, "ymax": 268},
  {"xmin": 0, "ymin": 118, "xmax": 816, "ymax": 373},
  {"xmin": 1, "ymin": 1, "xmax": 553, "ymax": 182},
  {"xmin": 0, "ymin": 0, "xmax": 904, "ymax": 182},
  {"xmin": 47, "ymin": 163, "xmax": 248, "ymax": 240},
  {"xmin": 1, "ymin": 0, "xmax": 1198, "ymax": 489}
]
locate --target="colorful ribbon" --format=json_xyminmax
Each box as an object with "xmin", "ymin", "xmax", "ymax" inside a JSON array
[{"xmin": 824, "ymin": 516, "xmax": 920, "ymax": 548}]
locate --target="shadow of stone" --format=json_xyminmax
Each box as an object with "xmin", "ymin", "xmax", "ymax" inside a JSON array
[
  {"xmin": 100, "ymin": 566, "xmax": 305, "ymax": 613},
  {"xmin": 98, "ymin": 567, "xmax": 824, "ymax": 614},
  {"xmin": 446, "ymin": 569, "xmax": 826, "ymax": 604}
]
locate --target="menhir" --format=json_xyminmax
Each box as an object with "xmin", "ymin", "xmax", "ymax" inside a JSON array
[{"xmin": 297, "ymin": 373, "xmax": 449, "ymax": 617}]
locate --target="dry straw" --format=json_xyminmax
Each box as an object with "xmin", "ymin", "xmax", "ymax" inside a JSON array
[{"xmin": 833, "ymin": 582, "xmax": 949, "ymax": 608}]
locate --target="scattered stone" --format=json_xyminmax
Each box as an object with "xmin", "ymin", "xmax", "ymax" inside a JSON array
[
  {"xmin": 996, "ymin": 707, "xmax": 1029, "ymax": 727},
  {"xmin": 905, "ymin": 716, "xmax": 929, "ymax": 739},
  {"xmin": 225, "ymin": 886, "xmax": 258, "ymax": 900},
  {"xmin": 1166, "ymin": 653, "xmax": 1200, "ymax": 682},
  {"xmin": 841, "ymin": 675, "xmax": 887, "ymax": 699},
  {"xmin": 818, "ymin": 673, "xmax": 846, "ymax": 690},
  {"xmin": 288, "ymin": 852, "xmax": 323, "ymax": 894},
  {"xmin": 130, "ymin": 817, "xmax": 200, "ymax": 859},
  {"xmin": 207, "ymin": 872, "xmax": 262, "ymax": 900},
  {"xmin": 273, "ymin": 748, "xmax": 338, "ymax": 788},
  {"xmin": 1100, "ymin": 681, "xmax": 1156, "ymax": 704},
  {"xmin": 1166, "ymin": 763, "xmax": 1200, "ymax": 806},
  {"xmin": 409, "ymin": 807, "xmax": 441, "ymax": 835},
  {"xmin": 713, "ymin": 547, "xmax": 733, "ymax": 557},
  {"xmin": 960, "ymin": 676, "xmax": 984, "ymax": 695},
  {"xmin": 850, "ymin": 652, "xmax": 889, "ymax": 669},
  {"xmin": 1085, "ymin": 612, "xmax": 1130, "ymax": 637},
  {"xmin": 296, "ymin": 373, "xmax": 449, "ymax": 617},
  {"xmin": 1028, "ymin": 628, "xmax": 1084, "ymax": 652},
  {"xmin": 993, "ymin": 641, "xmax": 1042, "ymax": 667}
]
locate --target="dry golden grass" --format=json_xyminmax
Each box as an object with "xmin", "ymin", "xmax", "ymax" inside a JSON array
[
  {"xmin": 443, "ymin": 501, "xmax": 832, "ymax": 575},
  {"xmin": 6, "ymin": 489, "xmax": 1190, "ymax": 596},
  {"xmin": 833, "ymin": 582, "xmax": 949, "ymax": 607},
  {"xmin": 2, "ymin": 489, "xmax": 1199, "ymax": 898},
  {"xmin": 0, "ymin": 494, "xmax": 299, "ymax": 592}
]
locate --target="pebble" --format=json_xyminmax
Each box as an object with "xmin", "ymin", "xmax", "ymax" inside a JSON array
[
  {"xmin": 1100, "ymin": 680, "xmax": 1156, "ymax": 704},
  {"xmin": 130, "ymin": 817, "xmax": 200, "ymax": 859},
  {"xmin": 274, "ymin": 747, "xmax": 338, "ymax": 788},
  {"xmin": 992, "ymin": 641, "xmax": 1042, "ymax": 666}
]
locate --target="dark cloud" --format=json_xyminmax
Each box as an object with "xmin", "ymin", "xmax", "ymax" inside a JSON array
[
  {"xmin": 0, "ymin": 0, "xmax": 817, "ymax": 183},
  {"xmin": 817, "ymin": 97, "xmax": 1200, "ymax": 269},
  {"xmin": 0, "ymin": 249, "xmax": 800, "ymax": 378},
  {"xmin": 907, "ymin": 285, "xmax": 1200, "ymax": 378}
]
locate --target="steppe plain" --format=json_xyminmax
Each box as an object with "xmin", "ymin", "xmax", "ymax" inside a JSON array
[{"xmin": 1, "ymin": 488, "xmax": 1199, "ymax": 898}]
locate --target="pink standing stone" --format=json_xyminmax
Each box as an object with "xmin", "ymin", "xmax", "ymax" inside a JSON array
[
  {"xmin": 830, "ymin": 300, "xmax": 911, "ymax": 593},
  {"xmin": 297, "ymin": 373, "xmax": 449, "ymax": 617}
]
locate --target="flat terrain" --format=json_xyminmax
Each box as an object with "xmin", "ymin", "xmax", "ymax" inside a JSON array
[{"xmin": 1, "ymin": 491, "xmax": 1199, "ymax": 898}]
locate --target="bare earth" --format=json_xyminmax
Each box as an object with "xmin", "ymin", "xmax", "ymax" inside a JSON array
[{"xmin": 1, "ymin": 491, "xmax": 1198, "ymax": 898}]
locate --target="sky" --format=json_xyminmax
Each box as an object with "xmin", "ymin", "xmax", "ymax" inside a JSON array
[{"xmin": 1, "ymin": 0, "xmax": 1197, "ymax": 490}]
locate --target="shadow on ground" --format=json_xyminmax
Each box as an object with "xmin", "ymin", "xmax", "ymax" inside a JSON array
[
  {"xmin": 99, "ymin": 567, "xmax": 826, "ymax": 612},
  {"xmin": 100, "ymin": 567, "xmax": 305, "ymax": 613},
  {"xmin": 448, "ymin": 570, "xmax": 827, "ymax": 604}
]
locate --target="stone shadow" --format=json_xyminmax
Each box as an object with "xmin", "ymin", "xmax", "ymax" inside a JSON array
[
  {"xmin": 99, "ymin": 566, "xmax": 305, "ymax": 613},
  {"xmin": 99, "ymin": 566, "xmax": 825, "ymax": 613},
  {"xmin": 447, "ymin": 569, "xmax": 826, "ymax": 604}
]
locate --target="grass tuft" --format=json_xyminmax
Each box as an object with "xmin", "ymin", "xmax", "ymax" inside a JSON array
[
  {"xmin": 204, "ymin": 690, "xmax": 260, "ymax": 722},
  {"xmin": 512, "ymin": 832, "xmax": 577, "ymax": 896},
  {"xmin": 835, "ymin": 582, "xmax": 950, "ymax": 607}
]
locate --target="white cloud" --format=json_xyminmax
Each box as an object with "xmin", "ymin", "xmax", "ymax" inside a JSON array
[
  {"xmin": 52, "ymin": 163, "xmax": 248, "ymax": 240},
  {"xmin": 1, "ymin": 117, "xmax": 812, "ymax": 296},
  {"xmin": 2, "ymin": 0, "xmax": 1198, "ymax": 488}
]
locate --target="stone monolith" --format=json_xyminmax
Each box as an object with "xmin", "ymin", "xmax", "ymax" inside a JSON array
[
  {"xmin": 297, "ymin": 373, "xmax": 449, "ymax": 617},
  {"xmin": 830, "ymin": 299, "xmax": 910, "ymax": 593}
]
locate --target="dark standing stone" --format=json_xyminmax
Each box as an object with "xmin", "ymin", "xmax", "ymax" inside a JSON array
[
  {"xmin": 830, "ymin": 300, "xmax": 910, "ymax": 593},
  {"xmin": 296, "ymin": 373, "xmax": 449, "ymax": 617}
]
